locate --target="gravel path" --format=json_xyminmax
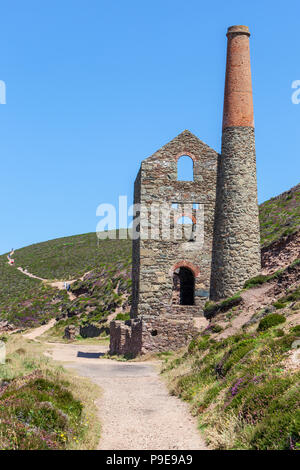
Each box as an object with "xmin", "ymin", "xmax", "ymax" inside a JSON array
[
  {"xmin": 46, "ymin": 342, "xmax": 207, "ymax": 450},
  {"xmin": 23, "ymin": 318, "xmax": 56, "ymax": 340},
  {"xmin": 16, "ymin": 267, "xmax": 77, "ymax": 300}
]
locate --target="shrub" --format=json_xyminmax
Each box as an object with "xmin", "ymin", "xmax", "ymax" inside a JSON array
[
  {"xmin": 258, "ymin": 314, "xmax": 286, "ymax": 331},
  {"xmin": 211, "ymin": 324, "xmax": 223, "ymax": 333},
  {"xmin": 274, "ymin": 334, "xmax": 298, "ymax": 352},
  {"xmin": 244, "ymin": 274, "xmax": 270, "ymax": 289},
  {"xmin": 115, "ymin": 313, "xmax": 130, "ymax": 321},
  {"xmin": 249, "ymin": 410, "xmax": 300, "ymax": 450},
  {"xmin": 239, "ymin": 376, "xmax": 293, "ymax": 424},
  {"xmin": 204, "ymin": 294, "xmax": 242, "ymax": 319},
  {"xmin": 220, "ymin": 339, "xmax": 255, "ymax": 376},
  {"xmin": 282, "ymin": 287, "xmax": 300, "ymax": 303},
  {"xmin": 290, "ymin": 325, "xmax": 300, "ymax": 334},
  {"xmin": 273, "ymin": 287, "xmax": 300, "ymax": 311},
  {"xmin": 188, "ymin": 336, "xmax": 210, "ymax": 353},
  {"xmin": 273, "ymin": 301, "xmax": 287, "ymax": 310},
  {"xmin": 0, "ymin": 374, "xmax": 85, "ymax": 450}
]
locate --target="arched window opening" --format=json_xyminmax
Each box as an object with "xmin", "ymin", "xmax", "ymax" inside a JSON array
[
  {"xmin": 176, "ymin": 216, "xmax": 196, "ymax": 241},
  {"xmin": 173, "ymin": 267, "xmax": 195, "ymax": 305},
  {"xmin": 176, "ymin": 216, "xmax": 193, "ymax": 224},
  {"xmin": 177, "ymin": 155, "xmax": 194, "ymax": 181}
]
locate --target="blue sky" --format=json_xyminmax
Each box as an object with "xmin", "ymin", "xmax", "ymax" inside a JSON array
[{"xmin": 0, "ymin": 0, "xmax": 299, "ymax": 254}]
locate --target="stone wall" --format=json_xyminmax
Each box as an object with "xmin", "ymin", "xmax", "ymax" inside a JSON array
[
  {"xmin": 210, "ymin": 127, "xmax": 261, "ymax": 300},
  {"xmin": 109, "ymin": 319, "xmax": 142, "ymax": 357},
  {"xmin": 131, "ymin": 130, "xmax": 218, "ymax": 313},
  {"xmin": 127, "ymin": 130, "xmax": 218, "ymax": 353},
  {"xmin": 109, "ymin": 317, "xmax": 198, "ymax": 356}
]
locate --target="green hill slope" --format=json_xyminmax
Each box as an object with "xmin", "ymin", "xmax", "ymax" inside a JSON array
[
  {"xmin": 0, "ymin": 231, "xmax": 131, "ymax": 328},
  {"xmin": 162, "ymin": 323, "xmax": 300, "ymax": 450},
  {"xmin": 0, "ymin": 261, "xmax": 68, "ymax": 327},
  {"xmin": 0, "ymin": 182, "xmax": 299, "ymax": 329},
  {"xmin": 259, "ymin": 183, "xmax": 300, "ymax": 247},
  {"xmin": 10, "ymin": 230, "xmax": 131, "ymax": 280}
]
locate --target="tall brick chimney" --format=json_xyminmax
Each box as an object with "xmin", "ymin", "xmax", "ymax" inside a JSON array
[{"xmin": 210, "ymin": 25, "xmax": 261, "ymax": 300}]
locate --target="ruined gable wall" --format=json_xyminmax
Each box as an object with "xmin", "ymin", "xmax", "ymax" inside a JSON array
[{"xmin": 135, "ymin": 131, "xmax": 218, "ymax": 321}]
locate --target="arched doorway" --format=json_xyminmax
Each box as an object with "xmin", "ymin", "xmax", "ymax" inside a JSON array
[
  {"xmin": 179, "ymin": 267, "xmax": 195, "ymax": 305},
  {"xmin": 172, "ymin": 266, "xmax": 195, "ymax": 305}
]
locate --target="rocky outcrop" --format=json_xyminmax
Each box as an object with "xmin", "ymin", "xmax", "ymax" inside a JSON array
[
  {"xmin": 79, "ymin": 323, "xmax": 109, "ymax": 338},
  {"xmin": 0, "ymin": 321, "xmax": 15, "ymax": 332},
  {"xmin": 63, "ymin": 325, "xmax": 80, "ymax": 340},
  {"xmin": 262, "ymin": 230, "xmax": 300, "ymax": 275}
]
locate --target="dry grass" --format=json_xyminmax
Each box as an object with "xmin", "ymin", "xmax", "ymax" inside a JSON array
[
  {"xmin": 0, "ymin": 334, "xmax": 101, "ymax": 450},
  {"xmin": 161, "ymin": 325, "xmax": 300, "ymax": 450}
]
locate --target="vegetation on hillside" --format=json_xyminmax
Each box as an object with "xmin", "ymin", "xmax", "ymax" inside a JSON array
[
  {"xmin": 163, "ymin": 325, "xmax": 300, "ymax": 450},
  {"xmin": 0, "ymin": 231, "xmax": 131, "ymax": 329},
  {"xmin": 45, "ymin": 261, "xmax": 132, "ymax": 341},
  {"xmin": 68, "ymin": 261, "xmax": 132, "ymax": 321},
  {"xmin": 0, "ymin": 261, "xmax": 69, "ymax": 327},
  {"xmin": 0, "ymin": 180, "xmax": 298, "ymax": 334},
  {"xmin": 259, "ymin": 183, "xmax": 300, "ymax": 247},
  {"xmin": 0, "ymin": 335, "xmax": 100, "ymax": 450},
  {"xmin": 0, "ymin": 186, "xmax": 298, "ymax": 450},
  {"xmin": 11, "ymin": 231, "xmax": 131, "ymax": 280}
]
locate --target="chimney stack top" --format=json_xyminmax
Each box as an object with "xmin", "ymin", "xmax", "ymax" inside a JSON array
[{"xmin": 227, "ymin": 25, "xmax": 250, "ymax": 37}]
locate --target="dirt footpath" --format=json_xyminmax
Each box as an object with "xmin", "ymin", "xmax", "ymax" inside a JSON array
[{"xmin": 47, "ymin": 342, "xmax": 206, "ymax": 450}]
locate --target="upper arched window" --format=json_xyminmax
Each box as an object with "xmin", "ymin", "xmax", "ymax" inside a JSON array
[{"xmin": 177, "ymin": 155, "xmax": 194, "ymax": 181}]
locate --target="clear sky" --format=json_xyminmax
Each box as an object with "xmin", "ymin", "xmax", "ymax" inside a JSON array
[{"xmin": 0, "ymin": 0, "xmax": 299, "ymax": 254}]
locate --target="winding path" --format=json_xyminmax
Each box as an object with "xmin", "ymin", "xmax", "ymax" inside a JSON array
[
  {"xmin": 13, "ymin": 266, "xmax": 77, "ymax": 301},
  {"xmin": 25, "ymin": 322, "xmax": 207, "ymax": 450},
  {"xmin": 49, "ymin": 343, "xmax": 207, "ymax": 450}
]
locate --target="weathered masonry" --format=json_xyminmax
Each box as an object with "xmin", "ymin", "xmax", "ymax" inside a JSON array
[
  {"xmin": 109, "ymin": 25, "xmax": 261, "ymax": 355},
  {"xmin": 210, "ymin": 25, "xmax": 261, "ymax": 300}
]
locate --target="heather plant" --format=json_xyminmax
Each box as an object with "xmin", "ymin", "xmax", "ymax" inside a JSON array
[
  {"xmin": 0, "ymin": 232, "xmax": 132, "ymax": 332},
  {"xmin": 0, "ymin": 335, "xmax": 100, "ymax": 450},
  {"xmin": 258, "ymin": 314, "xmax": 286, "ymax": 331},
  {"xmin": 290, "ymin": 325, "xmax": 300, "ymax": 334},
  {"xmin": 259, "ymin": 184, "xmax": 300, "ymax": 247},
  {"xmin": 0, "ymin": 260, "xmax": 68, "ymax": 327},
  {"xmin": 163, "ymin": 327, "xmax": 300, "ymax": 450}
]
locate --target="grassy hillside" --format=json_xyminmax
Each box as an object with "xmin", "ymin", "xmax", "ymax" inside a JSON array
[
  {"xmin": 47, "ymin": 258, "xmax": 132, "ymax": 339},
  {"xmin": 259, "ymin": 183, "xmax": 300, "ymax": 247},
  {"xmin": 10, "ymin": 230, "xmax": 131, "ymax": 280},
  {"xmin": 162, "ymin": 258, "xmax": 300, "ymax": 450},
  {"xmin": 0, "ymin": 261, "xmax": 69, "ymax": 327},
  {"xmin": 0, "ymin": 181, "xmax": 299, "ymax": 329},
  {"xmin": 0, "ymin": 335, "xmax": 100, "ymax": 449},
  {"xmin": 0, "ymin": 231, "xmax": 131, "ymax": 328},
  {"xmin": 0, "ymin": 187, "xmax": 299, "ymax": 451},
  {"xmin": 163, "ymin": 322, "xmax": 300, "ymax": 450}
]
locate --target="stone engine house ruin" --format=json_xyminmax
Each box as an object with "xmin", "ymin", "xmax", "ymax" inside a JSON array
[{"xmin": 110, "ymin": 25, "xmax": 261, "ymax": 356}]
